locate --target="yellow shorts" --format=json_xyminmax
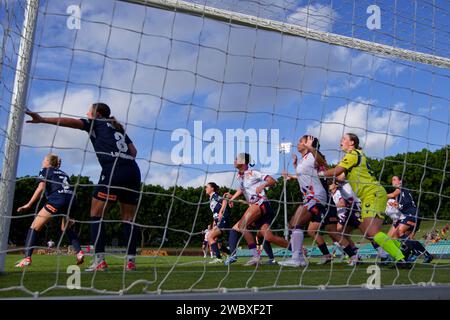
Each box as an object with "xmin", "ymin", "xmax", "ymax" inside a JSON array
[{"xmin": 360, "ymin": 187, "xmax": 387, "ymax": 220}]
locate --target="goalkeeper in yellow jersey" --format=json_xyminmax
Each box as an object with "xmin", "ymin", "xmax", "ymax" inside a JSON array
[{"xmin": 319, "ymin": 133, "xmax": 410, "ymax": 268}]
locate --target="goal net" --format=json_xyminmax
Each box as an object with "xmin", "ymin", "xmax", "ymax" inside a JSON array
[{"xmin": 0, "ymin": 0, "xmax": 449, "ymax": 298}]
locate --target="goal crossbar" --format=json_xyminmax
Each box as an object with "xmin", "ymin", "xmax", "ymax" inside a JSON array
[{"xmin": 120, "ymin": 0, "xmax": 450, "ymax": 69}]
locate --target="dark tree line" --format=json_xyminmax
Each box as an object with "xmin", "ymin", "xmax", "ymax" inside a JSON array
[{"xmin": 9, "ymin": 147, "xmax": 448, "ymax": 247}]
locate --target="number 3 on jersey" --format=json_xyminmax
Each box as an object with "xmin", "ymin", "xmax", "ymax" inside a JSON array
[{"xmin": 114, "ymin": 132, "xmax": 128, "ymax": 152}]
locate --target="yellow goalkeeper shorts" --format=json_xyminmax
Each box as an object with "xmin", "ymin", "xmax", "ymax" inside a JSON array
[{"xmin": 360, "ymin": 187, "xmax": 387, "ymax": 220}]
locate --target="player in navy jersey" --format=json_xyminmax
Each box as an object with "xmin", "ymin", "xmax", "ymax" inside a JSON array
[
  {"xmin": 223, "ymin": 153, "xmax": 289, "ymax": 266},
  {"xmin": 387, "ymin": 176, "xmax": 433, "ymax": 263},
  {"xmin": 26, "ymin": 103, "xmax": 142, "ymax": 271},
  {"xmin": 15, "ymin": 154, "xmax": 83, "ymax": 267},
  {"xmin": 205, "ymin": 182, "xmax": 231, "ymax": 263}
]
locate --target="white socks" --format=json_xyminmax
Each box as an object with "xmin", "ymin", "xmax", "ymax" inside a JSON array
[{"xmin": 291, "ymin": 229, "xmax": 304, "ymax": 260}]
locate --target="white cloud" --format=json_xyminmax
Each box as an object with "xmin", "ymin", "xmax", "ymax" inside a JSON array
[
  {"xmin": 181, "ymin": 171, "xmax": 237, "ymax": 189},
  {"xmin": 287, "ymin": 3, "xmax": 337, "ymax": 32},
  {"xmin": 307, "ymin": 99, "xmax": 415, "ymax": 160},
  {"xmin": 15, "ymin": 0, "xmax": 414, "ymax": 185},
  {"xmin": 142, "ymin": 149, "xmax": 237, "ymax": 188}
]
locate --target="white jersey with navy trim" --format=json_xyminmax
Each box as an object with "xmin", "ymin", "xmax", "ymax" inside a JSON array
[
  {"xmin": 295, "ymin": 152, "xmax": 327, "ymax": 204},
  {"xmin": 237, "ymin": 169, "xmax": 268, "ymax": 205}
]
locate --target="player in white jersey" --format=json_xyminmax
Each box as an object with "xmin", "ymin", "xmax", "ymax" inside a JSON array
[
  {"xmin": 297, "ymin": 149, "xmax": 342, "ymax": 264},
  {"xmin": 224, "ymin": 153, "xmax": 289, "ymax": 266},
  {"xmin": 202, "ymin": 225, "xmax": 213, "ymax": 258},
  {"xmin": 279, "ymin": 136, "xmax": 358, "ymax": 267}
]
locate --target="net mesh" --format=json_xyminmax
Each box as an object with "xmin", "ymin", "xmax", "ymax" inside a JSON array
[{"xmin": 0, "ymin": 0, "xmax": 449, "ymax": 297}]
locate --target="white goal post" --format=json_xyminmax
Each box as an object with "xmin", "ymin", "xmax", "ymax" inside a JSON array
[
  {"xmin": 121, "ymin": 0, "xmax": 450, "ymax": 69},
  {"xmin": 0, "ymin": 0, "xmax": 40, "ymax": 273}
]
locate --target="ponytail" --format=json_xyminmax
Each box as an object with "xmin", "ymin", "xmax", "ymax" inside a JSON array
[
  {"xmin": 207, "ymin": 182, "xmax": 220, "ymax": 193},
  {"xmin": 346, "ymin": 133, "xmax": 361, "ymax": 149},
  {"xmin": 92, "ymin": 102, "xmax": 125, "ymax": 134},
  {"xmin": 301, "ymin": 135, "xmax": 327, "ymax": 169},
  {"xmin": 108, "ymin": 116, "xmax": 125, "ymax": 134}
]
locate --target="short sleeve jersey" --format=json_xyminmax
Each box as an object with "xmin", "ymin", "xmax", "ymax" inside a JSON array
[
  {"xmin": 80, "ymin": 118, "xmax": 135, "ymax": 169},
  {"xmin": 338, "ymin": 149, "xmax": 384, "ymax": 200},
  {"xmin": 295, "ymin": 152, "xmax": 327, "ymax": 204},
  {"xmin": 237, "ymin": 169, "xmax": 268, "ymax": 205},
  {"xmin": 38, "ymin": 167, "xmax": 74, "ymax": 198}
]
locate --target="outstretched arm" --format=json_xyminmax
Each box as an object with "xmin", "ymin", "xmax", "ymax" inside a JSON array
[
  {"xmin": 17, "ymin": 181, "xmax": 45, "ymax": 213},
  {"xmin": 319, "ymin": 166, "xmax": 346, "ymax": 179},
  {"xmin": 256, "ymin": 176, "xmax": 276, "ymax": 194},
  {"xmin": 26, "ymin": 110, "xmax": 84, "ymax": 130},
  {"xmin": 387, "ymin": 188, "xmax": 401, "ymax": 199}
]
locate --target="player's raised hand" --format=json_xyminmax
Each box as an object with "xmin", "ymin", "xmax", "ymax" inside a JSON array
[{"xmin": 25, "ymin": 110, "xmax": 44, "ymax": 124}]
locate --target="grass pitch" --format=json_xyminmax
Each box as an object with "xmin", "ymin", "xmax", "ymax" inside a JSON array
[
  {"xmin": 1, "ymin": 220, "xmax": 448, "ymax": 298},
  {"xmin": 1, "ymin": 254, "xmax": 449, "ymax": 298}
]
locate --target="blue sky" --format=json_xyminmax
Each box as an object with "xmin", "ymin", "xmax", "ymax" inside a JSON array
[{"xmin": 1, "ymin": 0, "xmax": 449, "ymax": 189}]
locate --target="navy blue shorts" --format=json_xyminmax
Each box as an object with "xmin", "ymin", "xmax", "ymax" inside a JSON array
[
  {"xmin": 217, "ymin": 216, "xmax": 230, "ymax": 230},
  {"xmin": 44, "ymin": 194, "xmax": 77, "ymax": 215},
  {"xmin": 323, "ymin": 206, "xmax": 338, "ymax": 225},
  {"xmin": 94, "ymin": 163, "xmax": 141, "ymax": 205},
  {"xmin": 394, "ymin": 215, "xmax": 421, "ymax": 232},
  {"xmin": 310, "ymin": 204, "xmax": 337, "ymax": 225},
  {"xmin": 254, "ymin": 201, "xmax": 275, "ymax": 229}
]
